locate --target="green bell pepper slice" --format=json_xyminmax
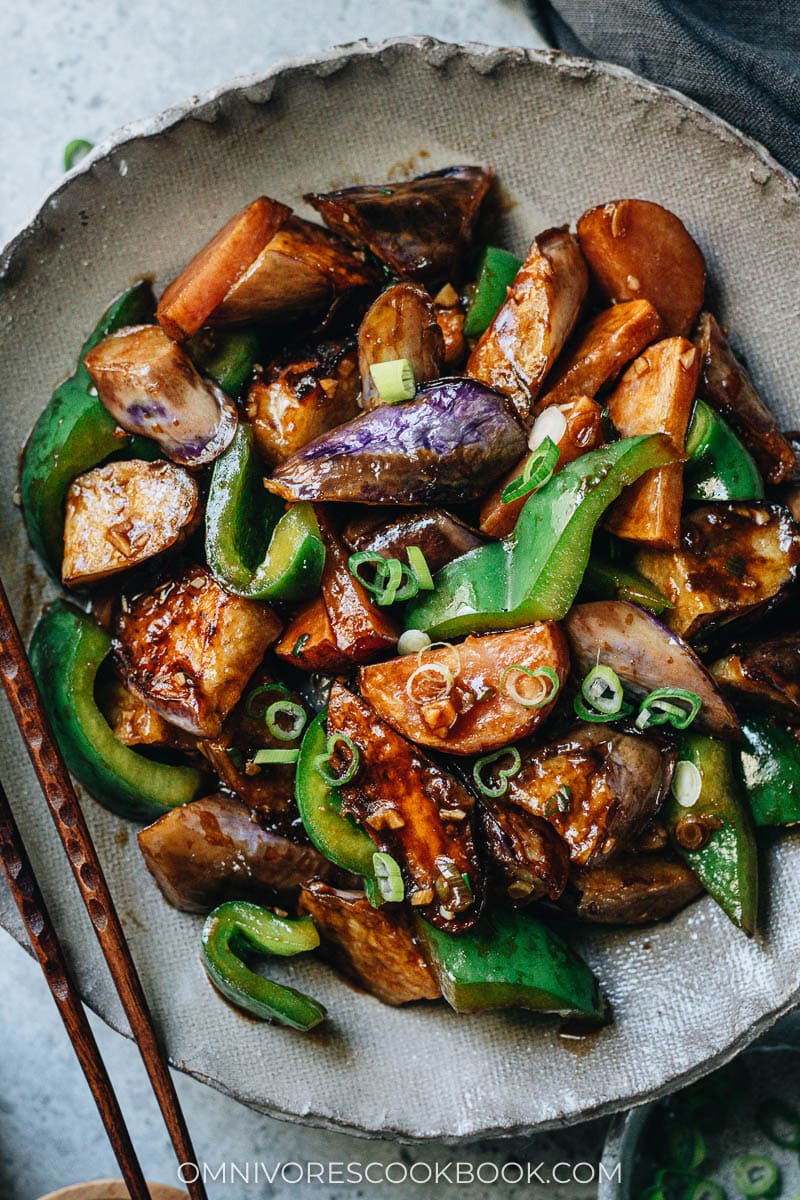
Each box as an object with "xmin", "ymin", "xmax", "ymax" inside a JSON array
[
  {"xmin": 664, "ymin": 733, "xmax": 758, "ymax": 934},
  {"xmin": 684, "ymin": 398, "xmax": 764, "ymax": 501},
  {"xmin": 205, "ymin": 422, "xmax": 325, "ymax": 602},
  {"xmin": 29, "ymin": 601, "xmax": 203, "ymax": 822},
  {"xmin": 20, "ymin": 281, "xmax": 157, "ymax": 576},
  {"xmin": 201, "ymin": 900, "xmax": 326, "ymax": 1030},
  {"xmin": 581, "ymin": 554, "xmax": 671, "ymax": 615},
  {"xmin": 737, "ymin": 714, "xmax": 800, "ymax": 827},
  {"xmin": 406, "ymin": 434, "xmax": 678, "ymax": 639},
  {"xmin": 463, "ymin": 246, "xmax": 523, "ymax": 337},
  {"xmin": 416, "ymin": 907, "xmax": 606, "ymax": 1020},
  {"xmin": 186, "ymin": 327, "xmax": 261, "ymax": 400}
]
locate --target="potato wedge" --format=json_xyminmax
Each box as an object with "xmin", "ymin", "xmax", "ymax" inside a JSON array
[
  {"xmin": 480, "ymin": 804, "xmax": 570, "ymax": 905},
  {"xmin": 246, "ymin": 343, "xmax": 360, "ymax": 468},
  {"xmin": 156, "ymin": 196, "xmax": 292, "ymax": 340},
  {"xmin": 502, "ymin": 724, "xmax": 676, "ymax": 866},
  {"xmin": 604, "ymin": 337, "xmax": 699, "ymax": 550},
  {"xmin": 358, "ymin": 283, "xmax": 444, "ymax": 409},
  {"xmin": 435, "ymin": 299, "xmax": 468, "ymax": 372},
  {"xmin": 577, "ymin": 199, "xmax": 706, "ymax": 337},
  {"xmin": 536, "ymin": 299, "xmax": 663, "ymax": 411},
  {"xmin": 358, "ymin": 623, "xmax": 569, "ymax": 756},
  {"xmin": 274, "ymin": 595, "xmax": 350, "ymax": 674},
  {"xmin": 298, "ymin": 881, "xmax": 441, "ymax": 1005},
  {"xmin": 329, "ymin": 683, "xmax": 483, "ymax": 933},
  {"xmin": 634, "ymin": 503, "xmax": 800, "ymax": 639},
  {"xmin": 97, "ymin": 673, "xmax": 197, "ymax": 751},
  {"xmin": 694, "ymin": 312, "xmax": 795, "ymax": 485},
  {"xmin": 467, "ymin": 226, "xmax": 588, "ymax": 425},
  {"xmin": 115, "ymin": 566, "xmax": 281, "ymax": 737},
  {"xmin": 479, "ymin": 395, "xmax": 604, "ymax": 537},
  {"xmin": 316, "ymin": 507, "xmax": 398, "ymax": 662},
  {"xmin": 62, "ymin": 460, "xmax": 200, "ymax": 588},
  {"xmin": 565, "ymin": 853, "xmax": 702, "ymax": 924}
]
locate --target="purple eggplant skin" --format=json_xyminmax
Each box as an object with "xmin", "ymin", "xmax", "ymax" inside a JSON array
[
  {"xmin": 137, "ymin": 792, "xmax": 336, "ymax": 913},
  {"xmin": 265, "ymin": 377, "xmax": 528, "ymax": 506},
  {"xmin": 342, "ymin": 507, "xmax": 484, "ymax": 573},
  {"xmin": 564, "ymin": 600, "xmax": 741, "ymax": 741}
]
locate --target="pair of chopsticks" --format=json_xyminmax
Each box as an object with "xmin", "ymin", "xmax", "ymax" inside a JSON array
[{"xmin": 0, "ymin": 577, "xmax": 207, "ymax": 1200}]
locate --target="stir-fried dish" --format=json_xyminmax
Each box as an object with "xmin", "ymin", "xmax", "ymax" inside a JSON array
[{"xmin": 20, "ymin": 167, "xmax": 800, "ymax": 1032}]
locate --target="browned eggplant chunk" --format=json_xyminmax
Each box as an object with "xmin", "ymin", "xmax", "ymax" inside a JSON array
[
  {"xmin": 138, "ymin": 793, "xmax": 333, "ymax": 912},
  {"xmin": 328, "ymin": 683, "xmax": 483, "ymax": 933},
  {"xmin": 358, "ymin": 623, "xmax": 570, "ymax": 756},
  {"xmin": 502, "ymin": 724, "xmax": 676, "ymax": 866},
  {"xmin": 435, "ymin": 296, "xmax": 468, "ymax": 372},
  {"xmin": 306, "ymin": 166, "xmax": 493, "ymax": 286},
  {"xmin": 711, "ymin": 634, "xmax": 800, "ymax": 718},
  {"xmin": 316, "ymin": 508, "xmax": 398, "ymax": 663},
  {"xmin": 62, "ymin": 460, "xmax": 200, "ymax": 588},
  {"xmin": 694, "ymin": 312, "xmax": 795, "ymax": 485},
  {"xmin": 358, "ymin": 283, "xmax": 444, "ymax": 408},
  {"xmin": 634, "ymin": 504, "xmax": 800, "ymax": 640},
  {"xmin": 564, "ymin": 853, "xmax": 702, "ymax": 925},
  {"xmin": 114, "ymin": 566, "xmax": 281, "ymax": 737},
  {"xmin": 467, "ymin": 227, "xmax": 589, "ymax": 425},
  {"xmin": 342, "ymin": 507, "xmax": 484, "ymax": 574},
  {"xmin": 480, "ymin": 803, "xmax": 570, "ymax": 905},
  {"xmin": 297, "ymin": 881, "xmax": 441, "ymax": 1005}
]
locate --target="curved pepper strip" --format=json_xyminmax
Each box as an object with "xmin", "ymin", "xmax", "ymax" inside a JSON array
[
  {"xmin": 21, "ymin": 281, "xmax": 158, "ymax": 576},
  {"xmin": 29, "ymin": 601, "xmax": 203, "ymax": 822},
  {"xmin": 738, "ymin": 714, "xmax": 800, "ymax": 827},
  {"xmin": 685, "ymin": 398, "xmax": 764, "ymax": 502},
  {"xmin": 580, "ymin": 555, "xmax": 671, "ymax": 615},
  {"xmin": 406, "ymin": 433, "xmax": 679, "ymax": 639},
  {"xmin": 202, "ymin": 901, "xmax": 326, "ymax": 1030},
  {"xmin": 186, "ymin": 327, "xmax": 261, "ymax": 400},
  {"xmin": 206, "ymin": 423, "xmax": 325, "ymax": 602}
]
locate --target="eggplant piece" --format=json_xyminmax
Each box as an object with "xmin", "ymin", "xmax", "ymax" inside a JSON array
[
  {"xmin": 358, "ymin": 623, "xmax": 570, "ymax": 756},
  {"xmin": 634, "ymin": 503, "xmax": 800, "ymax": 640},
  {"xmin": 156, "ymin": 195, "xmax": 292, "ymax": 340},
  {"xmin": 502, "ymin": 723, "xmax": 676, "ymax": 866},
  {"xmin": 711, "ymin": 634, "xmax": 800, "ymax": 718},
  {"xmin": 297, "ymin": 881, "xmax": 441, "ymax": 1005},
  {"xmin": 563, "ymin": 852, "xmax": 702, "ymax": 925},
  {"xmin": 85, "ymin": 325, "xmax": 238, "ymax": 467},
  {"xmin": 357, "ymin": 283, "xmax": 444, "ymax": 409},
  {"xmin": 536, "ymin": 299, "xmax": 663, "ymax": 411},
  {"xmin": 329, "ymin": 683, "xmax": 484, "ymax": 933},
  {"xmin": 604, "ymin": 337, "xmax": 699, "ymax": 550},
  {"xmin": 342, "ymin": 507, "xmax": 484, "ymax": 574},
  {"xmin": 62, "ymin": 460, "xmax": 201, "ymax": 588},
  {"xmin": 245, "ymin": 343, "xmax": 361, "ymax": 468},
  {"xmin": 467, "ymin": 227, "xmax": 589, "ymax": 425},
  {"xmin": 264, "ymin": 377, "xmax": 527, "ymax": 506},
  {"xmin": 138, "ymin": 793, "xmax": 334, "ymax": 912},
  {"xmin": 563, "ymin": 600, "xmax": 741, "ymax": 740},
  {"xmin": 694, "ymin": 312, "xmax": 795, "ymax": 485},
  {"xmin": 576, "ymin": 199, "xmax": 706, "ymax": 337},
  {"xmin": 114, "ymin": 566, "xmax": 281, "ymax": 737},
  {"xmin": 316, "ymin": 508, "xmax": 398, "ymax": 662},
  {"xmin": 305, "ymin": 165, "xmax": 493, "ymax": 287},
  {"xmin": 480, "ymin": 803, "xmax": 570, "ymax": 905}
]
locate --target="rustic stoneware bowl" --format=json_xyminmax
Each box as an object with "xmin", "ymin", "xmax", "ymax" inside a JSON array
[{"xmin": 1, "ymin": 37, "xmax": 799, "ymax": 1141}]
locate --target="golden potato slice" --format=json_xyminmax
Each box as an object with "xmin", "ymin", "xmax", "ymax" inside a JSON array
[
  {"xmin": 96, "ymin": 673, "xmax": 197, "ymax": 751},
  {"xmin": 274, "ymin": 595, "xmax": 350, "ymax": 674},
  {"xmin": 358, "ymin": 283, "xmax": 444, "ymax": 409},
  {"xmin": 62, "ymin": 459, "xmax": 200, "ymax": 588},
  {"xmin": 435, "ymin": 299, "xmax": 468, "ymax": 372},
  {"xmin": 115, "ymin": 566, "xmax": 281, "ymax": 737},
  {"xmin": 604, "ymin": 337, "xmax": 699, "ymax": 550},
  {"xmin": 577, "ymin": 199, "xmax": 706, "ymax": 337}
]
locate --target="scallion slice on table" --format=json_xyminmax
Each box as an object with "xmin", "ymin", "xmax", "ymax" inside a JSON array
[
  {"xmin": 733, "ymin": 1155, "xmax": 780, "ymax": 1198},
  {"xmin": 756, "ymin": 1098, "xmax": 800, "ymax": 1149}
]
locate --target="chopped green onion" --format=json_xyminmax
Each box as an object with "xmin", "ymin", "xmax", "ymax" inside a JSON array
[
  {"xmin": 252, "ymin": 748, "xmax": 300, "ymax": 765},
  {"xmin": 573, "ymin": 692, "xmax": 634, "ymax": 723},
  {"xmin": 581, "ymin": 664, "xmax": 625, "ymax": 715},
  {"xmin": 500, "ymin": 436, "xmax": 559, "ymax": 504},
  {"xmin": 373, "ymin": 852, "xmax": 404, "ymax": 902},
  {"xmin": 369, "ymin": 358, "xmax": 416, "ymax": 403},
  {"xmin": 377, "ymin": 557, "xmax": 403, "ymax": 606},
  {"xmin": 64, "ymin": 138, "xmax": 94, "ymax": 171},
  {"xmin": 756, "ymin": 1098, "xmax": 800, "ymax": 1149},
  {"xmin": 245, "ymin": 682, "xmax": 289, "ymax": 719},
  {"xmin": 292, "ymin": 634, "xmax": 309, "ymax": 658},
  {"xmin": 726, "ymin": 553, "xmax": 746, "ymax": 578},
  {"xmin": 265, "ymin": 700, "xmax": 307, "ymax": 743},
  {"xmin": 545, "ymin": 785, "xmax": 573, "ymax": 817},
  {"xmin": 636, "ymin": 688, "xmax": 702, "ymax": 731},
  {"xmin": 733, "ymin": 1155, "xmax": 780, "ymax": 1198},
  {"xmin": 348, "ymin": 550, "xmax": 390, "ymax": 594},
  {"xmin": 501, "ymin": 664, "xmax": 560, "ymax": 709},
  {"xmin": 472, "ymin": 747, "xmax": 522, "ymax": 798},
  {"xmin": 397, "ymin": 628, "xmax": 432, "ymax": 656},
  {"xmin": 406, "ymin": 662, "xmax": 454, "ymax": 705},
  {"xmin": 667, "ymin": 1123, "xmax": 707, "ymax": 1170},
  {"xmin": 348, "ymin": 551, "xmax": 419, "ymax": 606},
  {"xmin": 529, "ymin": 405, "xmax": 567, "ymax": 451},
  {"xmin": 461, "ymin": 872, "xmax": 473, "ymax": 897},
  {"xmin": 407, "ymin": 545, "xmax": 434, "ymax": 590},
  {"xmin": 225, "ymin": 747, "xmax": 245, "ymax": 772},
  {"xmin": 687, "ymin": 1183, "xmax": 725, "ymax": 1200},
  {"xmin": 314, "ymin": 733, "xmax": 360, "ymax": 788},
  {"xmin": 671, "ymin": 760, "xmax": 702, "ymax": 808}
]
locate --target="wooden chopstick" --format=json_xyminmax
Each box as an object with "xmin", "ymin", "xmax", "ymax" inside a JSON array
[
  {"xmin": 0, "ymin": 578, "xmax": 207, "ymax": 1200},
  {"xmin": 0, "ymin": 776, "xmax": 152, "ymax": 1200}
]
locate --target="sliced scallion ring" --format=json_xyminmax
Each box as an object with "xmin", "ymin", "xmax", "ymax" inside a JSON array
[
  {"xmin": 64, "ymin": 138, "xmax": 94, "ymax": 171},
  {"xmin": 348, "ymin": 551, "xmax": 391, "ymax": 595},
  {"xmin": 636, "ymin": 688, "xmax": 702, "ymax": 731},
  {"xmin": 406, "ymin": 662, "xmax": 454, "ymax": 706},
  {"xmin": 313, "ymin": 733, "xmax": 360, "ymax": 788},
  {"xmin": 265, "ymin": 700, "xmax": 307, "ymax": 743},
  {"xmin": 671, "ymin": 760, "xmax": 702, "ymax": 808},
  {"xmin": 573, "ymin": 692, "xmax": 634, "ymax": 723},
  {"xmin": 373, "ymin": 852, "xmax": 405, "ymax": 902},
  {"xmin": 756, "ymin": 1098, "xmax": 800, "ymax": 1149},
  {"xmin": 252, "ymin": 748, "xmax": 300, "ymax": 766},
  {"xmin": 377, "ymin": 557, "xmax": 403, "ymax": 606},
  {"xmin": 500, "ymin": 435, "xmax": 559, "ymax": 505},
  {"xmin": 500, "ymin": 664, "xmax": 560, "ymax": 709},
  {"xmin": 369, "ymin": 358, "xmax": 416, "ymax": 404},
  {"xmin": 245, "ymin": 682, "xmax": 289, "ymax": 719},
  {"xmin": 580, "ymin": 664, "xmax": 625, "ymax": 715},
  {"xmin": 407, "ymin": 545, "xmax": 434, "ymax": 590},
  {"xmin": 348, "ymin": 551, "xmax": 418, "ymax": 605},
  {"xmin": 472, "ymin": 746, "xmax": 522, "ymax": 798},
  {"xmin": 397, "ymin": 628, "xmax": 431, "ymax": 656},
  {"xmin": 733, "ymin": 1155, "xmax": 780, "ymax": 1198}
]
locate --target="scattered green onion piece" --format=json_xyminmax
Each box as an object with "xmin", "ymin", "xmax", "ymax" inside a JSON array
[
  {"xmin": 581, "ymin": 664, "xmax": 625, "ymax": 715},
  {"xmin": 369, "ymin": 358, "xmax": 416, "ymax": 403},
  {"xmin": 377, "ymin": 557, "xmax": 403, "ymax": 606},
  {"xmin": 314, "ymin": 733, "xmax": 360, "ymax": 788},
  {"xmin": 635, "ymin": 688, "xmax": 702, "ymax": 731},
  {"xmin": 472, "ymin": 747, "xmax": 522, "ymax": 799},
  {"xmin": 500, "ymin": 436, "xmax": 559, "ymax": 504},
  {"xmin": 573, "ymin": 692, "xmax": 634, "ymax": 723},
  {"xmin": 671, "ymin": 760, "xmax": 702, "ymax": 808},
  {"xmin": 461, "ymin": 872, "xmax": 473, "ymax": 897},
  {"xmin": 292, "ymin": 634, "xmax": 309, "ymax": 658},
  {"xmin": 265, "ymin": 700, "xmax": 307, "ymax": 743},
  {"xmin": 407, "ymin": 545, "xmax": 434, "ymax": 590},
  {"xmin": 545, "ymin": 785, "xmax": 573, "ymax": 817},
  {"xmin": 655, "ymin": 1169, "xmax": 705, "ymax": 1200},
  {"xmin": 756, "ymin": 1098, "xmax": 800, "ymax": 1149},
  {"xmin": 687, "ymin": 1183, "xmax": 725, "ymax": 1200},
  {"xmin": 252, "ymin": 748, "xmax": 300, "ymax": 765},
  {"xmin": 245, "ymin": 682, "xmax": 289, "ymax": 720},
  {"xmin": 733, "ymin": 1155, "xmax": 780, "ymax": 1198},
  {"xmin": 373, "ymin": 852, "xmax": 405, "ymax": 902},
  {"xmin": 397, "ymin": 628, "xmax": 431, "ymax": 656},
  {"xmin": 226, "ymin": 747, "xmax": 245, "ymax": 772},
  {"xmin": 500, "ymin": 664, "xmax": 560, "ymax": 709},
  {"xmin": 667, "ymin": 1123, "xmax": 707, "ymax": 1170},
  {"xmin": 348, "ymin": 551, "xmax": 418, "ymax": 605},
  {"xmin": 348, "ymin": 551, "xmax": 391, "ymax": 595},
  {"xmin": 64, "ymin": 138, "xmax": 94, "ymax": 171}
]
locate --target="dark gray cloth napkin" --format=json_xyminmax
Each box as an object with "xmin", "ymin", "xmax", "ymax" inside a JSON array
[{"xmin": 527, "ymin": 1, "xmax": 800, "ymax": 178}]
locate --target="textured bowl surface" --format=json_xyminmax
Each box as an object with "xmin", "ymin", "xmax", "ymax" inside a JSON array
[{"xmin": 1, "ymin": 38, "xmax": 800, "ymax": 1141}]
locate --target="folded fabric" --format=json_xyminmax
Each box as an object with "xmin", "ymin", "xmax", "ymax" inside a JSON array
[{"xmin": 527, "ymin": 1, "xmax": 800, "ymax": 177}]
